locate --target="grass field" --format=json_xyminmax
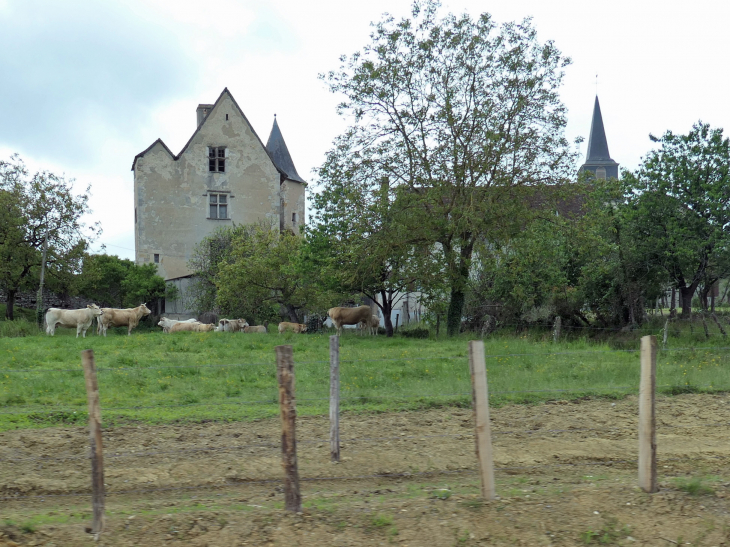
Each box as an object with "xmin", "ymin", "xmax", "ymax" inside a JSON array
[{"xmin": 1, "ymin": 312, "xmax": 730, "ymax": 432}]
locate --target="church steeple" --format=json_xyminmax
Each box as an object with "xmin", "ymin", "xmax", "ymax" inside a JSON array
[{"xmin": 579, "ymin": 96, "xmax": 619, "ymax": 179}]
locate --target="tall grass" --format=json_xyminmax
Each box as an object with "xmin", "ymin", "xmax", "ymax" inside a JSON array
[
  {"xmin": 0, "ymin": 318, "xmax": 40, "ymax": 338},
  {"xmin": 1, "ymin": 320, "xmax": 729, "ymax": 431}
]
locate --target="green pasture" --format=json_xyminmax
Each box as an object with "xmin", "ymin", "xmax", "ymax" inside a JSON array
[{"xmin": 1, "ymin": 316, "xmax": 730, "ymax": 431}]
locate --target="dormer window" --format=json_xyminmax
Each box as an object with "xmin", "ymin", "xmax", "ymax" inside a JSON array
[{"xmin": 208, "ymin": 147, "xmax": 226, "ymax": 172}]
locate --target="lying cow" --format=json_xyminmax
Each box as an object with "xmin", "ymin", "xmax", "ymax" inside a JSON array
[
  {"xmin": 359, "ymin": 314, "xmax": 380, "ymax": 336},
  {"xmin": 328, "ymin": 305, "xmax": 372, "ymax": 336},
  {"xmin": 243, "ymin": 325, "xmax": 267, "ymax": 333},
  {"xmin": 278, "ymin": 322, "xmax": 307, "ymax": 334},
  {"xmin": 169, "ymin": 322, "xmax": 215, "ymax": 333},
  {"xmin": 98, "ymin": 303, "xmax": 151, "ymax": 336},
  {"xmin": 157, "ymin": 317, "xmax": 198, "ymax": 333},
  {"xmin": 45, "ymin": 305, "xmax": 103, "ymax": 338},
  {"xmin": 216, "ymin": 318, "xmax": 249, "ymax": 332}
]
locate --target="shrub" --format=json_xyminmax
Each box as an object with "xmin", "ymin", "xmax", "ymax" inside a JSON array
[{"xmin": 401, "ymin": 327, "xmax": 429, "ymax": 339}]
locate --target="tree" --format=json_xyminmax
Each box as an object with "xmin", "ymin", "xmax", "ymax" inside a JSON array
[
  {"xmin": 77, "ymin": 254, "xmax": 167, "ymax": 311},
  {"xmin": 622, "ymin": 122, "xmax": 730, "ymax": 317},
  {"xmin": 214, "ymin": 225, "xmax": 330, "ymax": 324},
  {"xmin": 311, "ymin": 156, "xmax": 442, "ymax": 336},
  {"xmin": 320, "ymin": 0, "xmax": 576, "ymax": 335},
  {"xmin": 0, "ymin": 155, "xmax": 99, "ymax": 319},
  {"xmin": 187, "ymin": 225, "xmax": 242, "ymax": 314}
]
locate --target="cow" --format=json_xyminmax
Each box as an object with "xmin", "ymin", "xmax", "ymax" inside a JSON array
[
  {"xmin": 278, "ymin": 322, "xmax": 307, "ymax": 334},
  {"xmin": 169, "ymin": 322, "xmax": 215, "ymax": 333},
  {"xmin": 157, "ymin": 317, "xmax": 197, "ymax": 333},
  {"xmin": 98, "ymin": 304, "xmax": 152, "ymax": 336},
  {"xmin": 359, "ymin": 314, "xmax": 380, "ymax": 336},
  {"xmin": 45, "ymin": 305, "xmax": 103, "ymax": 338},
  {"xmin": 328, "ymin": 305, "xmax": 373, "ymax": 336},
  {"xmin": 216, "ymin": 318, "xmax": 249, "ymax": 332},
  {"xmin": 243, "ymin": 325, "xmax": 267, "ymax": 333}
]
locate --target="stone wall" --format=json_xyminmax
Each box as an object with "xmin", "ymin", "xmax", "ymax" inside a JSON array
[{"xmin": 0, "ymin": 289, "xmax": 94, "ymax": 310}]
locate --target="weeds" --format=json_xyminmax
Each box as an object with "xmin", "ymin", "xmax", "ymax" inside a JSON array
[
  {"xmin": 581, "ymin": 517, "xmax": 630, "ymax": 544},
  {"xmin": 371, "ymin": 514, "xmax": 393, "ymax": 528},
  {"xmin": 674, "ymin": 476, "xmax": 715, "ymax": 496}
]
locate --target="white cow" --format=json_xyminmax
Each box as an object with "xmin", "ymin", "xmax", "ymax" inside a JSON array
[
  {"xmin": 157, "ymin": 317, "xmax": 198, "ymax": 333},
  {"xmin": 216, "ymin": 318, "xmax": 249, "ymax": 332},
  {"xmin": 45, "ymin": 305, "xmax": 103, "ymax": 338}
]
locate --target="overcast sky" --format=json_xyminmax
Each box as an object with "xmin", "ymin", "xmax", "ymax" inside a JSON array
[{"xmin": 1, "ymin": 0, "xmax": 728, "ymax": 260}]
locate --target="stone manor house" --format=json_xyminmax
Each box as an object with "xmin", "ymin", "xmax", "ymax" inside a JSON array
[{"xmin": 132, "ymin": 88, "xmax": 306, "ymax": 316}]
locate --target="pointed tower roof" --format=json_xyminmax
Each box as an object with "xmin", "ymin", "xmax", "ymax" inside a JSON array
[
  {"xmin": 586, "ymin": 96, "xmax": 611, "ymax": 161},
  {"xmin": 266, "ymin": 117, "xmax": 306, "ymax": 184},
  {"xmin": 579, "ymin": 96, "xmax": 619, "ymax": 179}
]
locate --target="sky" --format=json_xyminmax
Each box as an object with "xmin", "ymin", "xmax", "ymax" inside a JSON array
[{"xmin": 1, "ymin": 0, "xmax": 728, "ymax": 261}]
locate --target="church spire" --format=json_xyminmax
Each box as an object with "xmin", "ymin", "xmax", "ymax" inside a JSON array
[{"xmin": 579, "ymin": 96, "xmax": 619, "ymax": 179}]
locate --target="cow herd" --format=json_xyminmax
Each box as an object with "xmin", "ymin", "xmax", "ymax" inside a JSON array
[{"xmin": 42, "ymin": 303, "xmax": 381, "ymax": 337}]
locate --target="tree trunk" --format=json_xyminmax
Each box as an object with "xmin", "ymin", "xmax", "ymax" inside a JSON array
[
  {"xmin": 447, "ymin": 288, "xmax": 464, "ymax": 336},
  {"xmin": 285, "ymin": 304, "xmax": 300, "ymax": 323},
  {"xmin": 379, "ymin": 290, "xmax": 394, "ymax": 337},
  {"xmin": 680, "ymin": 283, "xmax": 699, "ymax": 318},
  {"xmin": 446, "ymin": 240, "xmax": 474, "ymax": 337},
  {"xmin": 5, "ymin": 289, "xmax": 16, "ymax": 320}
]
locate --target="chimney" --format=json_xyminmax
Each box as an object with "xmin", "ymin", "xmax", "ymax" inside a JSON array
[{"xmin": 196, "ymin": 104, "xmax": 214, "ymax": 127}]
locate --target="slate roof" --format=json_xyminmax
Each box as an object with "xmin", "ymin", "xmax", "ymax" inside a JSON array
[
  {"xmin": 265, "ymin": 117, "xmax": 306, "ymax": 184},
  {"xmin": 579, "ymin": 95, "xmax": 619, "ymax": 178},
  {"xmin": 586, "ymin": 96, "xmax": 612, "ymax": 161}
]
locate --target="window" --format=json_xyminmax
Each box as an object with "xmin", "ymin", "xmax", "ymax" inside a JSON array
[
  {"xmin": 208, "ymin": 147, "xmax": 225, "ymax": 172},
  {"xmin": 292, "ymin": 212, "xmax": 297, "ymax": 224},
  {"xmin": 209, "ymin": 193, "xmax": 228, "ymax": 219},
  {"xmin": 154, "ymin": 253, "xmax": 159, "ymax": 263}
]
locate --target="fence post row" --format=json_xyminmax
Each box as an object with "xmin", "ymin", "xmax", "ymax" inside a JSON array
[
  {"xmin": 81, "ymin": 349, "xmax": 105, "ymax": 535},
  {"xmin": 329, "ymin": 335, "xmax": 341, "ymax": 463},
  {"xmin": 275, "ymin": 345, "xmax": 302, "ymax": 512},
  {"xmin": 638, "ymin": 335, "xmax": 658, "ymax": 493},
  {"xmin": 468, "ymin": 340, "xmax": 496, "ymax": 500}
]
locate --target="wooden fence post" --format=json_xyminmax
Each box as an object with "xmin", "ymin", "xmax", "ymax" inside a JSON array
[
  {"xmin": 276, "ymin": 345, "xmax": 302, "ymax": 512},
  {"xmin": 663, "ymin": 319, "xmax": 669, "ymax": 349},
  {"xmin": 81, "ymin": 349, "xmax": 105, "ymax": 535},
  {"xmin": 552, "ymin": 316, "xmax": 562, "ymax": 343},
  {"xmin": 639, "ymin": 336, "xmax": 658, "ymax": 493},
  {"xmin": 329, "ymin": 335, "xmax": 340, "ymax": 462},
  {"xmin": 468, "ymin": 340, "xmax": 496, "ymax": 500}
]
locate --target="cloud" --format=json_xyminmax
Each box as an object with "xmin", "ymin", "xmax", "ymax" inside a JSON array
[{"xmin": 0, "ymin": 0, "xmax": 196, "ymax": 168}]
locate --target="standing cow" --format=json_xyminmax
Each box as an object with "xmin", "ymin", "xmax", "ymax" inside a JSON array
[
  {"xmin": 98, "ymin": 303, "xmax": 151, "ymax": 336},
  {"xmin": 328, "ymin": 305, "xmax": 373, "ymax": 336},
  {"xmin": 45, "ymin": 305, "xmax": 103, "ymax": 338}
]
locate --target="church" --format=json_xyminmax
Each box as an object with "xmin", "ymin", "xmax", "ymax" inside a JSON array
[{"xmin": 132, "ymin": 88, "xmax": 306, "ymax": 315}]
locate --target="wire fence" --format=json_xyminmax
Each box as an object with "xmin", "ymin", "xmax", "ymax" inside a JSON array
[{"xmin": 1, "ymin": 338, "xmax": 730, "ymax": 511}]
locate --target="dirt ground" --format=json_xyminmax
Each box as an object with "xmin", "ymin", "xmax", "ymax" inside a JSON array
[{"xmin": 1, "ymin": 393, "xmax": 730, "ymax": 546}]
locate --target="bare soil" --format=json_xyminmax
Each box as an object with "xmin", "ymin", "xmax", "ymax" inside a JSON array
[{"xmin": 2, "ymin": 393, "xmax": 730, "ymax": 546}]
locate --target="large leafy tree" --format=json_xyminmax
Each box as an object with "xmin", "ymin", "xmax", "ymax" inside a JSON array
[
  {"xmin": 77, "ymin": 254, "xmax": 166, "ymax": 310},
  {"xmin": 319, "ymin": 0, "xmax": 575, "ymax": 335},
  {"xmin": 311, "ymin": 158, "xmax": 442, "ymax": 336},
  {"xmin": 622, "ymin": 122, "xmax": 730, "ymax": 317},
  {"xmin": 0, "ymin": 155, "xmax": 99, "ymax": 320},
  {"xmin": 214, "ymin": 225, "xmax": 331, "ymax": 324}
]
